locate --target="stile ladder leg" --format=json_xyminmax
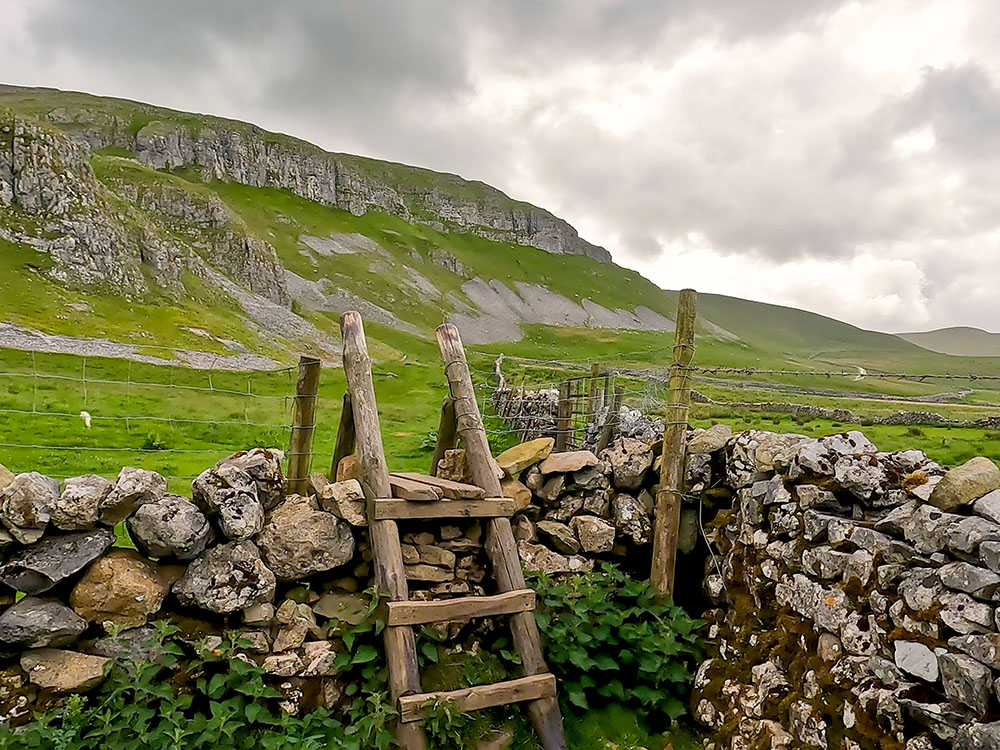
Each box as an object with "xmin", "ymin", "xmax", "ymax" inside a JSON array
[
  {"xmin": 340, "ymin": 312, "xmax": 428, "ymax": 750},
  {"xmin": 436, "ymin": 323, "xmax": 569, "ymax": 750}
]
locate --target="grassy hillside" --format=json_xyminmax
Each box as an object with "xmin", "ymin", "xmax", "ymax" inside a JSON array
[
  {"xmin": 899, "ymin": 327, "xmax": 1000, "ymax": 357},
  {"xmin": 2, "ymin": 85, "xmax": 999, "ymax": 486}
]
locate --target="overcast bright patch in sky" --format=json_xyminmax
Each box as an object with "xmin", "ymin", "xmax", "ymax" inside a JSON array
[{"xmin": 2, "ymin": 0, "xmax": 999, "ymax": 333}]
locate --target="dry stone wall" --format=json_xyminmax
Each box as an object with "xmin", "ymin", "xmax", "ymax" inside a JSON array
[
  {"xmin": 0, "ymin": 448, "xmax": 491, "ymax": 720},
  {"xmin": 687, "ymin": 428, "xmax": 1000, "ymax": 749}
]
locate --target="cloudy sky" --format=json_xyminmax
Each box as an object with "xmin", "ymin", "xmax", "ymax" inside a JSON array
[{"xmin": 2, "ymin": 0, "xmax": 999, "ymax": 333}]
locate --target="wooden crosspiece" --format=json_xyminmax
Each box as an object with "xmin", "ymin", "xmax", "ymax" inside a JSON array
[{"xmin": 339, "ymin": 312, "xmax": 568, "ymax": 750}]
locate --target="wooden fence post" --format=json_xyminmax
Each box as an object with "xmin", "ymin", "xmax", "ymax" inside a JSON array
[
  {"xmin": 429, "ymin": 395, "xmax": 458, "ymax": 474},
  {"xmin": 595, "ymin": 383, "xmax": 623, "ymax": 455},
  {"xmin": 287, "ymin": 354, "xmax": 321, "ymax": 495},
  {"xmin": 341, "ymin": 312, "xmax": 427, "ymax": 750},
  {"xmin": 651, "ymin": 289, "xmax": 697, "ymax": 597},
  {"xmin": 587, "ymin": 363, "xmax": 600, "ymax": 427},
  {"xmin": 555, "ymin": 380, "xmax": 571, "ymax": 452},
  {"xmin": 329, "ymin": 391, "xmax": 356, "ymax": 480}
]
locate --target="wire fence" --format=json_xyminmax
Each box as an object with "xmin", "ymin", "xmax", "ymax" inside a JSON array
[
  {"xmin": 476, "ymin": 354, "xmax": 1000, "ymax": 450},
  {"xmin": 0, "ymin": 352, "xmax": 304, "ymax": 487}
]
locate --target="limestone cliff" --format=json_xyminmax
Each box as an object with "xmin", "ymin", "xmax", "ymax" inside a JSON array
[{"xmin": 0, "ymin": 84, "xmax": 610, "ymax": 263}]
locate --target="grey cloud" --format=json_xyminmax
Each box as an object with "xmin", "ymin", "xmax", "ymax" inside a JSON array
[{"xmin": 4, "ymin": 0, "xmax": 1000, "ymax": 330}]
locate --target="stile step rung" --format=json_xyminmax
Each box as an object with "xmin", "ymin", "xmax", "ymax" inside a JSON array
[
  {"xmin": 387, "ymin": 590, "xmax": 535, "ymax": 627},
  {"xmin": 398, "ymin": 673, "xmax": 557, "ymax": 723}
]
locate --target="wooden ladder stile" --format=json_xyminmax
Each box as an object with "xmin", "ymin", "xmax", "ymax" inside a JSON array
[
  {"xmin": 436, "ymin": 322, "xmax": 569, "ymax": 750},
  {"xmin": 339, "ymin": 311, "xmax": 568, "ymax": 750}
]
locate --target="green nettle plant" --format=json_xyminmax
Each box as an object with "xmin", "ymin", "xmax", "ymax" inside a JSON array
[
  {"xmin": 0, "ymin": 591, "xmax": 400, "ymax": 750},
  {"xmin": 530, "ymin": 564, "xmax": 704, "ymax": 724}
]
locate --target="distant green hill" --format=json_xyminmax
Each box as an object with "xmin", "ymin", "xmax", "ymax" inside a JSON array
[{"xmin": 899, "ymin": 327, "xmax": 1000, "ymax": 357}]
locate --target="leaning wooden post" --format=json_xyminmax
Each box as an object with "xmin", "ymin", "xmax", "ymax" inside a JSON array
[
  {"xmin": 436, "ymin": 323, "xmax": 568, "ymax": 750},
  {"xmin": 554, "ymin": 380, "xmax": 572, "ymax": 452},
  {"xmin": 287, "ymin": 354, "xmax": 321, "ymax": 495},
  {"xmin": 429, "ymin": 395, "xmax": 458, "ymax": 475},
  {"xmin": 595, "ymin": 382, "xmax": 624, "ymax": 455},
  {"xmin": 587, "ymin": 363, "xmax": 601, "ymax": 427},
  {"xmin": 329, "ymin": 391, "xmax": 356, "ymax": 480},
  {"xmin": 340, "ymin": 312, "xmax": 427, "ymax": 750},
  {"xmin": 651, "ymin": 289, "xmax": 698, "ymax": 597}
]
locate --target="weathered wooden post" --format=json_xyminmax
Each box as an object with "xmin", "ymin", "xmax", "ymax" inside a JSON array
[
  {"xmin": 287, "ymin": 354, "xmax": 321, "ymax": 495},
  {"xmin": 436, "ymin": 323, "xmax": 568, "ymax": 750},
  {"xmin": 595, "ymin": 382, "xmax": 624, "ymax": 455},
  {"xmin": 429, "ymin": 395, "xmax": 458, "ymax": 475},
  {"xmin": 651, "ymin": 289, "xmax": 697, "ymax": 597},
  {"xmin": 340, "ymin": 312, "xmax": 427, "ymax": 750},
  {"xmin": 329, "ymin": 391, "xmax": 356, "ymax": 480},
  {"xmin": 555, "ymin": 380, "xmax": 572, "ymax": 452},
  {"xmin": 587, "ymin": 363, "xmax": 601, "ymax": 427}
]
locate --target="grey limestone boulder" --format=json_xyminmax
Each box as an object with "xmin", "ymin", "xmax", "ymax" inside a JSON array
[
  {"xmin": 257, "ymin": 495, "xmax": 355, "ymax": 580},
  {"xmin": 127, "ymin": 494, "xmax": 213, "ymax": 560},
  {"xmin": 192, "ymin": 463, "xmax": 264, "ymax": 541},
  {"xmin": 0, "ymin": 597, "xmax": 86, "ymax": 647},
  {"xmin": 52, "ymin": 475, "xmax": 111, "ymax": 530},
  {"xmin": 0, "ymin": 528, "xmax": 115, "ymax": 594},
  {"xmin": 174, "ymin": 540, "xmax": 276, "ymax": 614},
  {"xmin": 0, "ymin": 471, "xmax": 59, "ymax": 543},
  {"xmin": 100, "ymin": 467, "xmax": 167, "ymax": 525}
]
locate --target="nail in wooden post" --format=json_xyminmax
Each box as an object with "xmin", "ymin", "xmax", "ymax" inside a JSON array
[
  {"xmin": 340, "ymin": 312, "xmax": 427, "ymax": 750},
  {"xmin": 287, "ymin": 354, "xmax": 321, "ymax": 495},
  {"xmin": 651, "ymin": 289, "xmax": 698, "ymax": 597},
  {"xmin": 329, "ymin": 391, "xmax": 356, "ymax": 481},
  {"xmin": 555, "ymin": 380, "xmax": 571, "ymax": 452},
  {"xmin": 430, "ymin": 395, "xmax": 458, "ymax": 475}
]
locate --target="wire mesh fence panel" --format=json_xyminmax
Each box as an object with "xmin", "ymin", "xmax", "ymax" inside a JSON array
[{"xmin": 0, "ymin": 352, "xmax": 300, "ymax": 492}]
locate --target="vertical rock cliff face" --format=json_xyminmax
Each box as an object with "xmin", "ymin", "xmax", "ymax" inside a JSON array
[
  {"xmin": 20, "ymin": 93, "xmax": 610, "ymax": 263},
  {"xmin": 0, "ymin": 111, "xmax": 288, "ymax": 305}
]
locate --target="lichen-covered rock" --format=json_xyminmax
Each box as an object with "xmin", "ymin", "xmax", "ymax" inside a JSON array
[
  {"xmin": 940, "ymin": 652, "xmax": 993, "ymax": 714},
  {"xmin": 69, "ymin": 549, "xmax": 168, "ymax": 629},
  {"xmin": 127, "ymin": 494, "xmax": 213, "ymax": 560},
  {"xmin": 192, "ymin": 463, "xmax": 264, "ymax": 540},
  {"xmin": 219, "ymin": 448, "xmax": 285, "ymax": 509},
  {"xmin": 894, "ymin": 641, "xmax": 939, "ymax": 681},
  {"xmin": 536, "ymin": 520, "xmax": 580, "ymax": 555},
  {"xmin": 955, "ymin": 721, "xmax": 1000, "ymax": 749},
  {"xmin": 257, "ymin": 495, "xmax": 354, "ymax": 580},
  {"xmin": 0, "ymin": 464, "xmax": 13, "ymax": 493},
  {"xmin": 775, "ymin": 574, "xmax": 851, "ymax": 632},
  {"xmin": 570, "ymin": 515, "xmax": 615, "ymax": 553},
  {"xmin": 0, "ymin": 528, "xmax": 115, "ymax": 594},
  {"xmin": 0, "ymin": 598, "xmax": 86, "ymax": 648},
  {"xmin": 0, "ymin": 471, "xmax": 58, "ymax": 543},
  {"xmin": 20, "ymin": 649, "xmax": 111, "ymax": 693},
  {"xmin": 610, "ymin": 493, "xmax": 651, "ymax": 545},
  {"xmin": 174, "ymin": 541, "xmax": 275, "ymax": 614},
  {"xmin": 517, "ymin": 541, "xmax": 592, "ymax": 575},
  {"xmin": 930, "ymin": 457, "xmax": 1000, "ymax": 511},
  {"xmin": 603, "ymin": 437, "xmax": 652, "ymax": 490},
  {"xmin": 100, "ymin": 467, "xmax": 167, "ymax": 525},
  {"xmin": 52, "ymin": 475, "xmax": 111, "ymax": 530}
]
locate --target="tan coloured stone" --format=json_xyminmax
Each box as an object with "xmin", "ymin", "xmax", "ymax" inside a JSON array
[
  {"xmin": 538, "ymin": 450, "xmax": 598, "ymax": 475},
  {"xmin": 405, "ymin": 564, "xmax": 452, "ymax": 583},
  {"xmin": 69, "ymin": 549, "xmax": 168, "ymax": 629},
  {"xmin": 501, "ymin": 477, "xmax": 532, "ymax": 511},
  {"xmin": 21, "ymin": 649, "xmax": 111, "ymax": 693},
  {"xmin": 496, "ymin": 438, "xmax": 554, "ymax": 476},
  {"xmin": 317, "ymin": 478, "xmax": 367, "ymax": 527},
  {"xmin": 335, "ymin": 454, "xmax": 362, "ymax": 484},
  {"xmin": 930, "ymin": 457, "xmax": 1000, "ymax": 511}
]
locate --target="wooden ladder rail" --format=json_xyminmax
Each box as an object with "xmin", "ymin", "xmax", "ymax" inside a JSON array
[
  {"xmin": 340, "ymin": 311, "xmax": 428, "ymax": 750},
  {"xmin": 436, "ymin": 322, "xmax": 569, "ymax": 750}
]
